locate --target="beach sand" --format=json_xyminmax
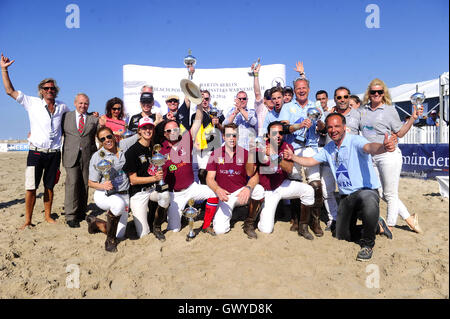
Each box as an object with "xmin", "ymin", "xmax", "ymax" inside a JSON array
[{"xmin": 0, "ymin": 152, "xmax": 448, "ymax": 299}]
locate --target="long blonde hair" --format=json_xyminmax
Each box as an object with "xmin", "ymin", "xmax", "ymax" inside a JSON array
[{"xmin": 362, "ymin": 78, "xmax": 392, "ymax": 106}]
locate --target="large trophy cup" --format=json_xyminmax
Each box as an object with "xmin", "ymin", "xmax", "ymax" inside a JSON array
[
  {"xmin": 299, "ymin": 107, "xmax": 322, "ymax": 139},
  {"xmin": 410, "ymin": 91, "xmax": 426, "ymax": 113},
  {"xmin": 151, "ymin": 144, "xmax": 169, "ymax": 193},
  {"xmin": 180, "ymin": 50, "xmax": 203, "ymax": 106},
  {"xmin": 182, "ymin": 199, "xmax": 200, "ymax": 241},
  {"xmin": 248, "ymin": 58, "xmax": 261, "ymax": 76},
  {"xmin": 97, "ymin": 154, "xmax": 117, "ymax": 196}
]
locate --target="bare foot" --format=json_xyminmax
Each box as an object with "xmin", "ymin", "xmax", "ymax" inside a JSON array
[
  {"xmin": 45, "ymin": 217, "xmax": 56, "ymax": 224},
  {"xmin": 18, "ymin": 222, "xmax": 35, "ymax": 230}
]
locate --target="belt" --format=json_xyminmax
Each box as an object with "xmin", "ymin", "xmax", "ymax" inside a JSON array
[
  {"xmin": 294, "ymin": 139, "xmax": 306, "ymax": 147},
  {"xmin": 141, "ymin": 185, "xmax": 155, "ymax": 193},
  {"xmin": 117, "ymin": 190, "xmax": 128, "ymax": 195},
  {"xmin": 30, "ymin": 145, "xmax": 60, "ymax": 153}
]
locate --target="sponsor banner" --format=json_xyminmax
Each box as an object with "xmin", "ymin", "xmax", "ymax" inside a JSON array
[
  {"xmin": 6, "ymin": 143, "xmax": 29, "ymax": 152},
  {"xmin": 399, "ymin": 144, "xmax": 449, "ymax": 179},
  {"xmin": 123, "ymin": 64, "xmax": 286, "ymax": 118}
]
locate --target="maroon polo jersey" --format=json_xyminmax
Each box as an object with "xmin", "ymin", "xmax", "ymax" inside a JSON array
[
  {"xmin": 160, "ymin": 132, "xmax": 195, "ymax": 192},
  {"xmin": 258, "ymin": 141, "xmax": 293, "ymax": 191},
  {"xmin": 206, "ymin": 146, "xmax": 249, "ymax": 193}
]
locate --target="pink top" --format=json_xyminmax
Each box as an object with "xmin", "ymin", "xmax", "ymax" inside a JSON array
[{"xmin": 103, "ymin": 116, "xmax": 126, "ymax": 142}]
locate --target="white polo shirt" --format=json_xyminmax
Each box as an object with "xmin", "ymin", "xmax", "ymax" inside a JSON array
[{"xmin": 16, "ymin": 91, "xmax": 69, "ymax": 150}]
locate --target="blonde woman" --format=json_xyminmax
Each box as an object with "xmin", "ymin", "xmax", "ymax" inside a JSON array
[{"xmin": 360, "ymin": 78, "xmax": 422, "ymax": 235}]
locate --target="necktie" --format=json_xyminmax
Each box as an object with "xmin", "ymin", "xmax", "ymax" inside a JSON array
[{"xmin": 78, "ymin": 114, "xmax": 84, "ymax": 134}]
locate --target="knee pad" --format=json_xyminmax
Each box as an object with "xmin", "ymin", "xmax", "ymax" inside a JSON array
[{"xmin": 309, "ymin": 180, "xmax": 323, "ymax": 207}]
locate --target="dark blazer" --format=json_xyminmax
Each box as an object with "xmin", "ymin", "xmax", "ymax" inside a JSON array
[{"xmin": 62, "ymin": 111, "xmax": 98, "ymax": 168}]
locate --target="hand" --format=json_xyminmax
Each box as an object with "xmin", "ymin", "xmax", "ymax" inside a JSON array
[
  {"xmin": 102, "ymin": 181, "xmax": 114, "ymax": 191},
  {"xmin": 316, "ymin": 120, "xmax": 325, "ymax": 131},
  {"xmin": 390, "ymin": 132, "xmax": 398, "ymax": 145},
  {"xmin": 188, "ymin": 65, "xmax": 195, "ymax": 75},
  {"xmin": 293, "ymin": 61, "xmax": 304, "ymax": 74},
  {"xmin": 283, "ymin": 147, "xmax": 294, "ymax": 161},
  {"xmin": 216, "ymin": 187, "xmax": 230, "ymax": 202},
  {"xmin": 251, "ymin": 61, "xmax": 261, "ymax": 73},
  {"xmin": 237, "ymin": 187, "xmax": 251, "ymax": 205},
  {"xmin": 212, "ymin": 117, "xmax": 219, "ymax": 126},
  {"xmin": 92, "ymin": 112, "xmax": 99, "ymax": 118},
  {"xmin": 154, "ymin": 170, "xmax": 164, "ymax": 182},
  {"xmin": 167, "ymin": 111, "xmax": 176, "ymax": 120},
  {"xmin": 301, "ymin": 118, "xmax": 312, "ymax": 129},
  {"xmin": 383, "ymin": 133, "xmax": 396, "ymax": 152},
  {"xmin": 98, "ymin": 115, "xmax": 106, "ymax": 126},
  {"xmin": 411, "ymin": 104, "xmax": 423, "ymax": 120},
  {"xmin": 0, "ymin": 53, "xmax": 15, "ymax": 69}
]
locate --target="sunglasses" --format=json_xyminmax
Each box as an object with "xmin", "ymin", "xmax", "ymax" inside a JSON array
[
  {"xmin": 238, "ymin": 97, "xmax": 247, "ymax": 101},
  {"xmin": 167, "ymin": 99, "xmax": 179, "ymax": 103},
  {"xmin": 270, "ymin": 131, "xmax": 283, "ymax": 137},
  {"xmin": 225, "ymin": 133, "xmax": 237, "ymax": 138},
  {"xmin": 336, "ymin": 95, "xmax": 349, "ymax": 100},
  {"xmin": 112, "ymin": 107, "xmax": 122, "ymax": 111},
  {"xmin": 42, "ymin": 86, "xmax": 56, "ymax": 91},
  {"xmin": 203, "ymin": 97, "xmax": 210, "ymax": 101},
  {"xmin": 370, "ymin": 90, "xmax": 384, "ymax": 95},
  {"xmin": 164, "ymin": 128, "xmax": 180, "ymax": 134},
  {"xmin": 99, "ymin": 134, "xmax": 114, "ymax": 142}
]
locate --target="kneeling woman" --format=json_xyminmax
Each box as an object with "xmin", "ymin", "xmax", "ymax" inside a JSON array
[
  {"xmin": 122, "ymin": 117, "xmax": 170, "ymax": 241},
  {"xmin": 87, "ymin": 127, "xmax": 130, "ymax": 253}
]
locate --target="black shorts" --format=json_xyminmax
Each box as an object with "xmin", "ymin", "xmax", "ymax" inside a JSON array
[{"xmin": 25, "ymin": 150, "xmax": 61, "ymax": 190}]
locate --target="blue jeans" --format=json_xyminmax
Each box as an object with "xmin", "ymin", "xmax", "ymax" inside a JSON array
[{"xmin": 336, "ymin": 189, "xmax": 380, "ymax": 248}]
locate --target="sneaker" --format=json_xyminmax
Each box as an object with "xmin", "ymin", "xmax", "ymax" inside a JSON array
[
  {"xmin": 378, "ymin": 217, "xmax": 393, "ymax": 239},
  {"xmin": 356, "ymin": 247, "xmax": 373, "ymax": 262}
]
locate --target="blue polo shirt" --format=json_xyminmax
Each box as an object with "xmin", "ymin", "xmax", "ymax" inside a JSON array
[
  {"xmin": 313, "ymin": 133, "xmax": 381, "ymax": 195},
  {"xmin": 262, "ymin": 108, "xmax": 282, "ymax": 132},
  {"xmin": 278, "ymin": 100, "xmax": 324, "ymax": 149}
]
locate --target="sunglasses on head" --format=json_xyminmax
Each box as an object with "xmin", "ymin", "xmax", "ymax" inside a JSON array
[
  {"xmin": 225, "ymin": 133, "xmax": 237, "ymax": 138},
  {"xmin": 42, "ymin": 86, "xmax": 56, "ymax": 91},
  {"xmin": 99, "ymin": 134, "xmax": 114, "ymax": 142},
  {"xmin": 164, "ymin": 128, "xmax": 180, "ymax": 134},
  {"xmin": 336, "ymin": 95, "xmax": 349, "ymax": 100},
  {"xmin": 370, "ymin": 90, "xmax": 384, "ymax": 95}
]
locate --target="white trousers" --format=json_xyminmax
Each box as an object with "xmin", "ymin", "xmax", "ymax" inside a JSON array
[
  {"xmin": 93, "ymin": 190, "xmax": 129, "ymax": 239},
  {"xmin": 167, "ymin": 183, "xmax": 216, "ymax": 232},
  {"xmin": 258, "ymin": 180, "xmax": 315, "ymax": 233},
  {"xmin": 372, "ymin": 148, "xmax": 410, "ymax": 226},
  {"xmin": 213, "ymin": 184, "xmax": 265, "ymax": 235},
  {"xmin": 290, "ymin": 147, "xmax": 321, "ymax": 182},
  {"xmin": 321, "ymin": 163, "xmax": 338, "ymax": 221},
  {"xmin": 129, "ymin": 189, "xmax": 170, "ymax": 238},
  {"xmin": 192, "ymin": 150, "xmax": 212, "ymax": 183}
]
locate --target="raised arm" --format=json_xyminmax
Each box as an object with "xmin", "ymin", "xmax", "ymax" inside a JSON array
[
  {"xmin": 395, "ymin": 104, "xmax": 423, "ymax": 138},
  {"xmin": 189, "ymin": 104, "xmax": 203, "ymax": 140},
  {"xmin": 253, "ymin": 62, "xmax": 262, "ymax": 102},
  {"xmin": 1, "ymin": 53, "xmax": 19, "ymax": 100},
  {"xmin": 293, "ymin": 61, "xmax": 306, "ymax": 79}
]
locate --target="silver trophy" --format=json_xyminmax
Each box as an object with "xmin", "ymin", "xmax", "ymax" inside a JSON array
[
  {"xmin": 121, "ymin": 122, "xmax": 135, "ymax": 139},
  {"xmin": 97, "ymin": 156, "xmax": 117, "ymax": 196},
  {"xmin": 300, "ymin": 107, "xmax": 322, "ymax": 139},
  {"xmin": 184, "ymin": 49, "xmax": 197, "ymax": 80},
  {"xmin": 410, "ymin": 91, "xmax": 426, "ymax": 112},
  {"xmin": 209, "ymin": 101, "xmax": 223, "ymax": 119},
  {"xmin": 151, "ymin": 144, "xmax": 169, "ymax": 193},
  {"xmin": 182, "ymin": 199, "xmax": 200, "ymax": 241},
  {"xmin": 248, "ymin": 58, "xmax": 261, "ymax": 76}
]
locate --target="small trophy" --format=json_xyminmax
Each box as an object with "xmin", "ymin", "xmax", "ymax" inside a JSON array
[
  {"xmin": 121, "ymin": 123, "xmax": 135, "ymax": 139},
  {"xmin": 184, "ymin": 49, "xmax": 197, "ymax": 80},
  {"xmin": 209, "ymin": 101, "xmax": 223, "ymax": 118},
  {"xmin": 248, "ymin": 58, "xmax": 261, "ymax": 76},
  {"xmin": 182, "ymin": 199, "xmax": 200, "ymax": 241},
  {"xmin": 300, "ymin": 107, "xmax": 322, "ymax": 139},
  {"xmin": 97, "ymin": 156, "xmax": 117, "ymax": 196},
  {"xmin": 151, "ymin": 144, "xmax": 169, "ymax": 193}
]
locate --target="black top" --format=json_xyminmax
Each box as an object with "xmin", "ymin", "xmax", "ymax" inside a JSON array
[
  {"xmin": 122, "ymin": 141, "xmax": 157, "ymax": 197},
  {"xmin": 128, "ymin": 113, "xmax": 156, "ymax": 133}
]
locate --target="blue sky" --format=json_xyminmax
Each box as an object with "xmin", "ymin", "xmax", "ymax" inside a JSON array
[{"xmin": 0, "ymin": 0, "xmax": 448, "ymax": 139}]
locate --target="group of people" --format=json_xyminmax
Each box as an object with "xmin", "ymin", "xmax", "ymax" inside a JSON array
[{"xmin": 1, "ymin": 52, "xmax": 424, "ymax": 261}]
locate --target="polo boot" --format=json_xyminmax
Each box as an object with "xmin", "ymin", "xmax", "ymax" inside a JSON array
[
  {"xmin": 289, "ymin": 199, "xmax": 301, "ymax": 231},
  {"xmin": 86, "ymin": 215, "xmax": 107, "ymax": 234},
  {"xmin": 298, "ymin": 204, "xmax": 314, "ymax": 240},
  {"xmin": 153, "ymin": 205, "xmax": 168, "ymax": 242},
  {"xmin": 105, "ymin": 211, "xmax": 120, "ymax": 253},
  {"xmin": 309, "ymin": 181, "xmax": 324, "ymax": 237},
  {"xmin": 243, "ymin": 199, "xmax": 263, "ymax": 239}
]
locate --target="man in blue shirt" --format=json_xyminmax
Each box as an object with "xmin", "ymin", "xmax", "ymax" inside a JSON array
[{"xmin": 284, "ymin": 113, "xmax": 395, "ymax": 261}]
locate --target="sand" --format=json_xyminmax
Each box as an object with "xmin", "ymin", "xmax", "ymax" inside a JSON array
[{"xmin": 0, "ymin": 152, "xmax": 448, "ymax": 299}]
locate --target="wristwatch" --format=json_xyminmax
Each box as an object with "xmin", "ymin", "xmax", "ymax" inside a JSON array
[{"xmin": 270, "ymin": 154, "xmax": 282, "ymax": 164}]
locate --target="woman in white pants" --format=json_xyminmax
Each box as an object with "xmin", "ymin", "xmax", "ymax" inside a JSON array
[
  {"xmin": 360, "ymin": 79, "xmax": 423, "ymax": 234},
  {"xmin": 87, "ymin": 127, "xmax": 130, "ymax": 253},
  {"xmin": 122, "ymin": 117, "xmax": 170, "ymax": 241}
]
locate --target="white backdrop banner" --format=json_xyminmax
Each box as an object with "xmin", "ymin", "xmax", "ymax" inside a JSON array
[{"xmin": 123, "ymin": 64, "xmax": 286, "ymax": 118}]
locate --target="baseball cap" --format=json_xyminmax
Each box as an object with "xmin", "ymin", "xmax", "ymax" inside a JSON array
[
  {"xmin": 140, "ymin": 92, "xmax": 154, "ymax": 104},
  {"xmin": 138, "ymin": 117, "xmax": 155, "ymax": 128},
  {"xmin": 431, "ymin": 110, "xmax": 437, "ymax": 114},
  {"xmin": 283, "ymin": 86, "xmax": 294, "ymax": 94},
  {"xmin": 165, "ymin": 95, "xmax": 180, "ymax": 102}
]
